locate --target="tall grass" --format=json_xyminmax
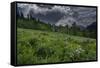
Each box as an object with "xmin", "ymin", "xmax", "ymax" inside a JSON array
[{"xmin": 17, "ymin": 28, "xmax": 96, "ymax": 65}]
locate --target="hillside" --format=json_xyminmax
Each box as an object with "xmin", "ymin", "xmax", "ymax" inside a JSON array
[
  {"xmin": 17, "ymin": 28, "xmax": 96, "ymax": 64},
  {"xmin": 17, "ymin": 18, "xmax": 96, "ymax": 39}
]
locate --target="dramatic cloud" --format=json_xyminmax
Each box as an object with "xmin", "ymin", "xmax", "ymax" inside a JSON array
[
  {"xmin": 17, "ymin": 3, "xmax": 96, "ymax": 27},
  {"xmin": 17, "ymin": 3, "xmax": 71, "ymax": 15}
]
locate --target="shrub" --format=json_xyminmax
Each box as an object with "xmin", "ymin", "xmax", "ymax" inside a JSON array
[
  {"xmin": 35, "ymin": 46, "xmax": 54, "ymax": 59},
  {"xmin": 28, "ymin": 38, "xmax": 40, "ymax": 48}
]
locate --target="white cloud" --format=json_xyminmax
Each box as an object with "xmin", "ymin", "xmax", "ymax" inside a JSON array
[
  {"xmin": 17, "ymin": 3, "xmax": 71, "ymax": 17},
  {"xmin": 29, "ymin": 4, "xmax": 49, "ymax": 15},
  {"xmin": 52, "ymin": 5, "xmax": 71, "ymax": 14},
  {"xmin": 17, "ymin": 3, "xmax": 28, "ymax": 7},
  {"xmin": 55, "ymin": 16, "xmax": 77, "ymax": 27}
]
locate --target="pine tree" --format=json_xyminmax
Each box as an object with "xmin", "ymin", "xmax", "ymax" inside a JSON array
[
  {"xmin": 20, "ymin": 11, "xmax": 24, "ymax": 18},
  {"xmin": 72, "ymin": 22, "xmax": 77, "ymax": 35}
]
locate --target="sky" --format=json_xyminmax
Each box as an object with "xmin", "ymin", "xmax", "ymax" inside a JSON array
[{"xmin": 17, "ymin": 3, "xmax": 97, "ymax": 27}]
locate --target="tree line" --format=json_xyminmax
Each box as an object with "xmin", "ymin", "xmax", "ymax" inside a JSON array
[{"xmin": 17, "ymin": 12, "xmax": 96, "ymax": 39}]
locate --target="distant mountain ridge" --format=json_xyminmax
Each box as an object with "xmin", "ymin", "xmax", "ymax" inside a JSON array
[{"xmin": 86, "ymin": 22, "xmax": 97, "ymax": 31}]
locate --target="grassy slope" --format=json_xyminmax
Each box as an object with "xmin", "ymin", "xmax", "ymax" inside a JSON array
[{"xmin": 17, "ymin": 28, "xmax": 96, "ymax": 65}]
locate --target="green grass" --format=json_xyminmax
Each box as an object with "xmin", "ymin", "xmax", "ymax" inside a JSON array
[{"xmin": 17, "ymin": 28, "xmax": 96, "ymax": 65}]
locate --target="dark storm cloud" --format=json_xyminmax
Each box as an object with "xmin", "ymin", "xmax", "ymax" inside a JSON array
[{"xmin": 17, "ymin": 3, "xmax": 96, "ymax": 27}]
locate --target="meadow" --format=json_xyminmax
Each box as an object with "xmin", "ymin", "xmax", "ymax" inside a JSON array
[{"xmin": 17, "ymin": 28, "xmax": 96, "ymax": 64}]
